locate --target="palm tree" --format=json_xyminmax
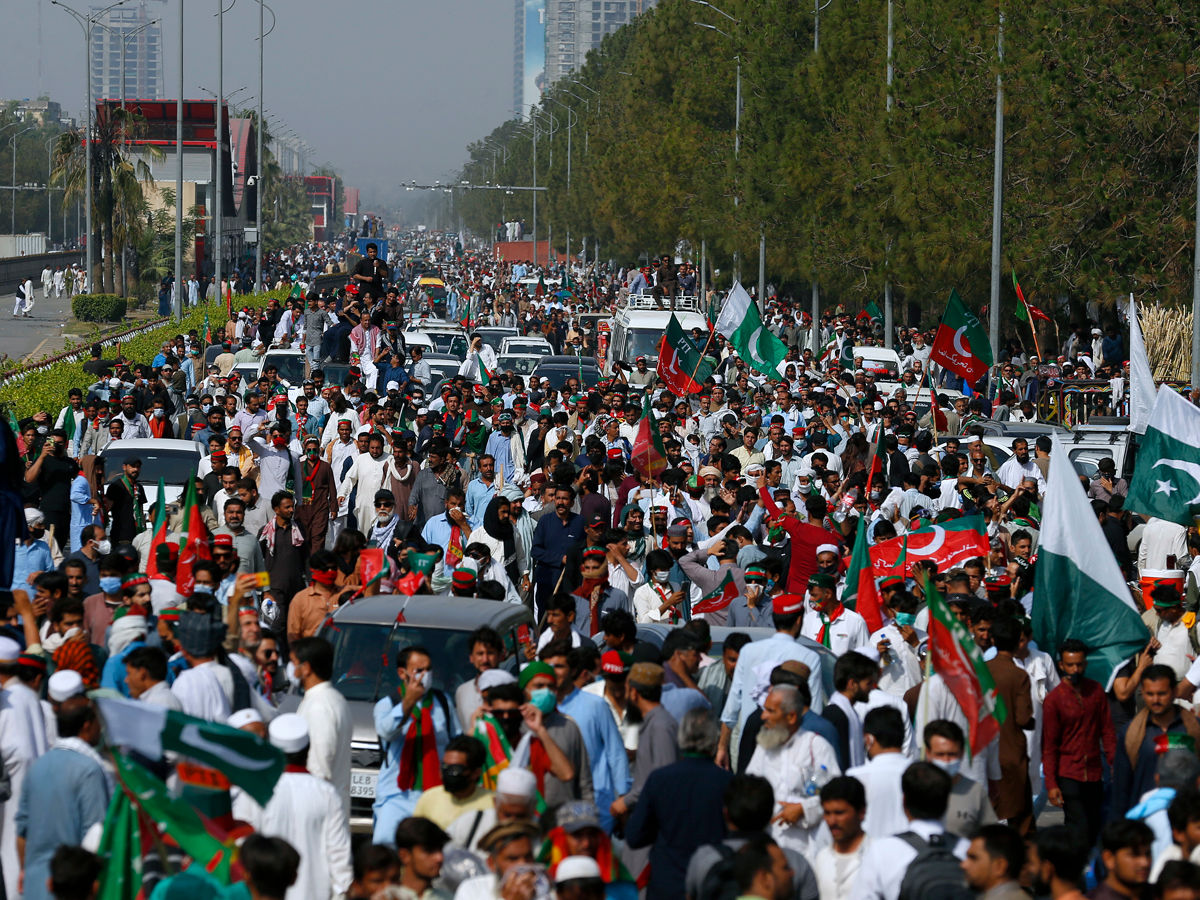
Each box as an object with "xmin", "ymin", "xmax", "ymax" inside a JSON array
[{"xmin": 51, "ymin": 106, "xmax": 160, "ymax": 296}]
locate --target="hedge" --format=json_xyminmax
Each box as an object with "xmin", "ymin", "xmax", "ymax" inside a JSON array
[
  {"xmin": 0, "ymin": 289, "xmax": 289, "ymax": 421},
  {"xmin": 72, "ymin": 294, "xmax": 128, "ymax": 322}
]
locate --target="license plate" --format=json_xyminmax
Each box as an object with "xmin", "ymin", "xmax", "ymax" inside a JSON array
[{"xmin": 350, "ymin": 770, "xmax": 376, "ymax": 799}]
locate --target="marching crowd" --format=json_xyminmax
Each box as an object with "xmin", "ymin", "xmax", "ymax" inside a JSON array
[{"xmin": 2, "ymin": 234, "xmax": 1198, "ymax": 900}]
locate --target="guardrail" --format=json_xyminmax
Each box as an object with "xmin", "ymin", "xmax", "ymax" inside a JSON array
[
  {"xmin": 0, "ymin": 316, "xmax": 170, "ymax": 388},
  {"xmin": 1037, "ymin": 378, "xmax": 1190, "ymax": 428}
]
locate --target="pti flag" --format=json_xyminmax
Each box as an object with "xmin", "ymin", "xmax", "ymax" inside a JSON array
[
  {"xmin": 174, "ymin": 475, "xmax": 211, "ymax": 598},
  {"xmin": 926, "ymin": 580, "xmax": 1006, "ymax": 756},
  {"xmin": 1127, "ymin": 386, "xmax": 1200, "ymax": 525},
  {"xmin": 930, "ymin": 289, "xmax": 992, "ymax": 383},
  {"xmin": 657, "ymin": 313, "xmax": 712, "ymax": 395},
  {"xmin": 692, "ymin": 571, "xmax": 740, "ymax": 615},
  {"xmin": 842, "ymin": 516, "xmax": 883, "ymax": 633},
  {"xmin": 716, "ymin": 282, "xmax": 788, "ymax": 375},
  {"xmin": 631, "ymin": 391, "xmax": 667, "ymax": 481},
  {"xmin": 143, "ymin": 479, "xmax": 169, "ymax": 579},
  {"xmin": 1034, "ymin": 436, "xmax": 1149, "ymax": 683},
  {"xmin": 869, "ymin": 515, "xmax": 989, "ymax": 578},
  {"xmin": 96, "ymin": 695, "xmax": 284, "ymax": 805}
]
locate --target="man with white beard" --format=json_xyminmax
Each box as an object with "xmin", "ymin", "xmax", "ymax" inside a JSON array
[
  {"xmin": 338, "ymin": 431, "xmax": 390, "ymax": 534},
  {"xmin": 745, "ymin": 683, "xmax": 841, "ymax": 857}
]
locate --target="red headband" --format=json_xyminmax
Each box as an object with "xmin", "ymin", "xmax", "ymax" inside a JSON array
[{"xmin": 311, "ymin": 569, "xmax": 338, "ymax": 587}]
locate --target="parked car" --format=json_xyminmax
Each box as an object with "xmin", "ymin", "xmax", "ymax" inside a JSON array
[
  {"xmin": 499, "ymin": 336, "xmax": 553, "ymax": 357},
  {"xmin": 473, "ymin": 327, "xmax": 520, "ymax": 353},
  {"xmin": 319, "ymin": 594, "xmax": 535, "ymax": 832},
  {"xmin": 532, "ymin": 355, "xmax": 603, "ymax": 389}
]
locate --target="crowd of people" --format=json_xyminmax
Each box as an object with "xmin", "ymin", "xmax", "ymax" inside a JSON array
[{"xmin": 1, "ymin": 231, "xmax": 1198, "ymax": 900}]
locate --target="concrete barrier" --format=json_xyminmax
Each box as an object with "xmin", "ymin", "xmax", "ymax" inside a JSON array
[{"xmin": 0, "ymin": 251, "xmax": 85, "ymax": 294}]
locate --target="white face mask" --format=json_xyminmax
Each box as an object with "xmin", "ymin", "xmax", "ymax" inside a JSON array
[
  {"xmin": 416, "ymin": 670, "xmax": 433, "ymax": 690},
  {"xmin": 652, "ymin": 570, "xmax": 670, "ymax": 583},
  {"xmin": 94, "ymin": 539, "xmax": 112, "ymax": 555},
  {"xmin": 931, "ymin": 758, "xmax": 961, "ymax": 778}
]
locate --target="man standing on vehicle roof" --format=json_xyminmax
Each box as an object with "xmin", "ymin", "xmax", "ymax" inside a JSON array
[{"xmin": 352, "ymin": 242, "xmax": 389, "ymax": 299}]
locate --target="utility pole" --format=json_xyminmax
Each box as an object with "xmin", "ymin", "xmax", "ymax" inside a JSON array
[
  {"xmin": 214, "ymin": 0, "xmax": 224, "ymax": 312},
  {"xmin": 988, "ymin": 8, "xmax": 1005, "ymax": 366},
  {"xmin": 175, "ymin": 0, "xmax": 183, "ymax": 319},
  {"xmin": 883, "ymin": 0, "xmax": 894, "ymax": 349}
]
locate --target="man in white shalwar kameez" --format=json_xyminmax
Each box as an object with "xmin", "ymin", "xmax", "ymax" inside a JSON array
[
  {"xmin": 339, "ymin": 436, "xmax": 390, "ymax": 535},
  {"xmin": 232, "ymin": 714, "xmax": 352, "ymax": 900},
  {"xmin": 0, "ymin": 638, "xmax": 50, "ymax": 900}
]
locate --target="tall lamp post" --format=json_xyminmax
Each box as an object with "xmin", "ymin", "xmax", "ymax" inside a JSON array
[
  {"xmin": 46, "ymin": 136, "xmax": 58, "ymax": 243},
  {"xmin": 255, "ymin": 0, "xmax": 276, "ymax": 293},
  {"xmin": 49, "ymin": 0, "xmax": 130, "ymax": 295},
  {"xmin": 9, "ymin": 126, "xmax": 35, "ymax": 235}
]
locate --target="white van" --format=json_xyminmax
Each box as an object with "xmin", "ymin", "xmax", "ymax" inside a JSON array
[{"xmin": 606, "ymin": 295, "xmax": 708, "ymax": 376}]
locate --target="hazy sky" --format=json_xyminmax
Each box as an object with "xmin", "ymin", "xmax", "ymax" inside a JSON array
[{"xmin": 1, "ymin": 0, "xmax": 514, "ymax": 209}]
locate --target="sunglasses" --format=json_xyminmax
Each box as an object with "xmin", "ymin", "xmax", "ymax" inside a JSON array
[{"xmin": 375, "ymin": 501, "xmax": 394, "ymax": 509}]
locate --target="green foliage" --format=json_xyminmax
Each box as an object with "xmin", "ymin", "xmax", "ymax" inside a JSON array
[
  {"xmin": 459, "ymin": 0, "xmax": 1200, "ymax": 325},
  {"xmin": 71, "ymin": 294, "xmax": 128, "ymax": 322},
  {"xmin": 0, "ymin": 289, "xmax": 288, "ymax": 421}
]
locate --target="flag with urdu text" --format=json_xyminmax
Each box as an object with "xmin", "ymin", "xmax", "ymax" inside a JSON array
[
  {"xmin": 96, "ymin": 696, "xmax": 284, "ymax": 804},
  {"xmin": 1034, "ymin": 436, "xmax": 1149, "ymax": 683},
  {"xmin": 926, "ymin": 580, "xmax": 1006, "ymax": 756},
  {"xmin": 174, "ymin": 475, "xmax": 211, "ymax": 597},
  {"xmin": 143, "ymin": 479, "xmax": 169, "ymax": 579},
  {"xmin": 715, "ymin": 282, "xmax": 788, "ymax": 375},
  {"xmin": 657, "ymin": 313, "xmax": 712, "ymax": 395},
  {"xmin": 869, "ymin": 515, "xmax": 989, "ymax": 578},
  {"xmin": 692, "ymin": 571, "xmax": 740, "ymax": 615},
  {"xmin": 842, "ymin": 516, "xmax": 883, "ymax": 633},
  {"xmin": 631, "ymin": 391, "xmax": 667, "ymax": 482},
  {"xmin": 930, "ymin": 289, "xmax": 992, "ymax": 383},
  {"xmin": 1127, "ymin": 386, "xmax": 1200, "ymax": 525}
]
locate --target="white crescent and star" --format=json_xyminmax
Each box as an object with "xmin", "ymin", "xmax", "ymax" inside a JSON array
[
  {"xmin": 907, "ymin": 526, "xmax": 946, "ymax": 557},
  {"xmin": 1151, "ymin": 458, "xmax": 1200, "ymax": 504}
]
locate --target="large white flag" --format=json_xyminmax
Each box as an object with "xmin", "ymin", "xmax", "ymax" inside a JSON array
[{"xmin": 1128, "ymin": 294, "xmax": 1154, "ymax": 434}]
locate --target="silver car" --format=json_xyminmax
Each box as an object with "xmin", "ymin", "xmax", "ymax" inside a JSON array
[{"xmin": 319, "ymin": 594, "xmax": 535, "ymax": 831}]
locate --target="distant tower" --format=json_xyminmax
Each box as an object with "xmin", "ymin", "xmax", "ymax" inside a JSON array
[{"xmin": 89, "ymin": 0, "xmax": 166, "ymax": 102}]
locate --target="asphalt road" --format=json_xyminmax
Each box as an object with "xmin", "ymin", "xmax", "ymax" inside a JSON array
[{"xmin": 0, "ymin": 287, "xmax": 79, "ymax": 366}]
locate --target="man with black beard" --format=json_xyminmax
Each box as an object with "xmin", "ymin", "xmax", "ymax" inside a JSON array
[{"xmin": 1027, "ymin": 825, "xmax": 1089, "ymax": 900}]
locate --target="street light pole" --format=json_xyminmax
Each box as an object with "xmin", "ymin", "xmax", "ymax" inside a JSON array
[
  {"xmin": 215, "ymin": 0, "xmax": 227, "ymax": 311},
  {"xmin": 46, "ymin": 136, "xmax": 57, "ymax": 242},
  {"xmin": 10, "ymin": 126, "xmax": 35, "ymax": 234},
  {"xmin": 883, "ymin": 0, "xmax": 894, "ymax": 349},
  {"xmin": 175, "ymin": 0, "xmax": 183, "ymax": 318},
  {"xmin": 988, "ymin": 8, "xmax": 1005, "ymax": 367},
  {"xmin": 256, "ymin": 0, "xmax": 275, "ymax": 294}
]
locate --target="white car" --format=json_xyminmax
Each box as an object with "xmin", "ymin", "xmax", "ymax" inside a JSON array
[
  {"xmin": 99, "ymin": 438, "xmax": 206, "ymax": 509},
  {"xmin": 495, "ymin": 353, "xmax": 544, "ymax": 378},
  {"xmin": 499, "ymin": 336, "xmax": 553, "ymax": 357}
]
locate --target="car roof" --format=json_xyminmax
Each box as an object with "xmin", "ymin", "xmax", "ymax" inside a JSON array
[
  {"xmin": 329, "ymin": 594, "xmax": 534, "ymax": 629},
  {"xmin": 616, "ymin": 310, "xmax": 707, "ymax": 330},
  {"xmin": 538, "ymin": 355, "xmax": 600, "ymax": 366},
  {"xmin": 101, "ymin": 438, "xmax": 204, "ymax": 451}
]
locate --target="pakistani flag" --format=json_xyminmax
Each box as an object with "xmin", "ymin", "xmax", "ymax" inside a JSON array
[
  {"xmin": 96, "ymin": 695, "xmax": 284, "ymax": 804},
  {"xmin": 715, "ymin": 281, "xmax": 788, "ymax": 376},
  {"xmin": 1127, "ymin": 386, "xmax": 1200, "ymax": 524},
  {"xmin": 1033, "ymin": 436, "xmax": 1149, "ymax": 683}
]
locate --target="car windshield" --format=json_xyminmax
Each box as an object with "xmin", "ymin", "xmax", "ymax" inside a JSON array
[
  {"xmin": 101, "ymin": 447, "xmax": 200, "ymax": 485},
  {"xmin": 535, "ymin": 365, "xmax": 601, "ymax": 389},
  {"xmin": 424, "ymin": 333, "xmax": 468, "ymax": 357},
  {"xmin": 498, "ymin": 356, "xmax": 541, "ymax": 375},
  {"xmin": 623, "ymin": 328, "xmax": 667, "ymax": 361},
  {"xmin": 265, "ymin": 354, "xmax": 305, "ymax": 385},
  {"xmin": 859, "ymin": 355, "xmax": 899, "ymax": 379},
  {"xmin": 429, "ymin": 361, "xmax": 460, "ymax": 382},
  {"xmin": 324, "ymin": 621, "xmax": 510, "ymax": 701},
  {"xmin": 321, "ymin": 364, "xmax": 351, "ymax": 386},
  {"xmin": 475, "ymin": 329, "xmax": 516, "ymax": 351},
  {"xmin": 506, "ymin": 342, "xmax": 552, "ymax": 356}
]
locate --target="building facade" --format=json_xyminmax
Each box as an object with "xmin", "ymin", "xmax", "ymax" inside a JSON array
[
  {"xmin": 89, "ymin": 0, "xmax": 165, "ymax": 103},
  {"xmin": 544, "ymin": 0, "xmax": 652, "ymax": 84}
]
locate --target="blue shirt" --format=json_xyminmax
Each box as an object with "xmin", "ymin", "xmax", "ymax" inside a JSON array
[
  {"xmin": 720, "ymin": 633, "xmax": 826, "ymax": 732},
  {"xmin": 421, "ymin": 511, "xmax": 481, "ymax": 551},
  {"xmin": 101, "ymin": 639, "xmax": 145, "ymax": 696},
  {"xmin": 485, "ymin": 431, "xmax": 516, "ymax": 481},
  {"xmin": 17, "ymin": 746, "xmax": 111, "ymax": 900},
  {"xmin": 465, "ymin": 477, "xmax": 499, "ymax": 521},
  {"xmin": 558, "ymin": 688, "xmax": 632, "ymax": 833},
  {"xmin": 661, "ymin": 684, "xmax": 712, "ymax": 722},
  {"xmin": 373, "ymin": 689, "xmax": 459, "ymax": 818},
  {"xmin": 532, "ymin": 511, "xmax": 585, "ymax": 583},
  {"xmin": 69, "ymin": 474, "xmax": 101, "ymax": 553},
  {"xmin": 11, "ymin": 539, "xmax": 53, "ymax": 593}
]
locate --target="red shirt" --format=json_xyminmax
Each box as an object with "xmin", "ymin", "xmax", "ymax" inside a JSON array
[
  {"xmin": 1042, "ymin": 677, "xmax": 1116, "ymax": 791},
  {"xmin": 759, "ymin": 487, "xmax": 842, "ymax": 594}
]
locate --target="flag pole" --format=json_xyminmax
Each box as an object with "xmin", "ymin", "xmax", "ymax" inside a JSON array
[{"xmin": 685, "ymin": 321, "xmax": 719, "ymax": 390}]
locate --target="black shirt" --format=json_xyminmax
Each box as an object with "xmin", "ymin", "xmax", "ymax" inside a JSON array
[{"xmin": 353, "ymin": 256, "xmax": 389, "ymax": 300}]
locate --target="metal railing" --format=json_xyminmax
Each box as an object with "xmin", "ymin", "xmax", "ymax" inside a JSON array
[{"xmin": 0, "ymin": 316, "xmax": 170, "ymax": 387}]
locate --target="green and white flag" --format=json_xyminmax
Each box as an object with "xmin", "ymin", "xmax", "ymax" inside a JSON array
[
  {"xmin": 1127, "ymin": 385, "xmax": 1200, "ymax": 525},
  {"xmin": 715, "ymin": 281, "xmax": 788, "ymax": 376},
  {"xmin": 1033, "ymin": 436, "xmax": 1149, "ymax": 683},
  {"xmin": 96, "ymin": 694, "xmax": 284, "ymax": 804}
]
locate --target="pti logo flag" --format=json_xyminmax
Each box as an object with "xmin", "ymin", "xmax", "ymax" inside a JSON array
[
  {"xmin": 869, "ymin": 515, "xmax": 989, "ymax": 578},
  {"xmin": 692, "ymin": 571, "xmax": 740, "ymax": 615},
  {"xmin": 657, "ymin": 313, "xmax": 712, "ymax": 395},
  {"xmin": 930, "ymin": 289, "xmax": 992, "ymax": 383}
]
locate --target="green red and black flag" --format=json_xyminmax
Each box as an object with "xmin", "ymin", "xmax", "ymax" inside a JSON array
[
  {"xmin": 869, "ymin": 514, "xmax": 989, "ymax": 579},
  {"xmin": 930, "ymin": 289, "xmax": 992, "ymax": 383},
  {"xmin": 657, "ymin": 313, "xmax": 711, "ymax": 395},
  {"xmin": 174, "ymin": 475, "xmax": 211, "ymax": 597},
  {"xmin": 631, "ymin": 391, "xmax": 668, "ymax": 482},
  {"xmin": 926, "ymin": 580, "xmax": 1007, "ymax": 755},
  {"xmin": 692, "ymin": 571, "xmax": 739, "ymax": 615},
  {"xmin": 144, "ymin": 479, "xmax": 169, "ymax": 579},
  {"xmin": 843, "ymin": 516, "xmax": 883, "ymax": 632},
  {"xmin": 1012, "ymin": 270, "xmax": 1051, "ymax": 323}
]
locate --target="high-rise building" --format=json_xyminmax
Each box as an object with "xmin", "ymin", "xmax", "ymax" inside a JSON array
[
  {"xmin": 514, "ymin": 0, "xmax": 547, "ymax": 116},
  {"xmin": 544, "ymin": 0, "xmax": 654, "ymax": 85},
  {"xmin": 89, "ymin": 0, "xmax": 165, "ymax": 103}
]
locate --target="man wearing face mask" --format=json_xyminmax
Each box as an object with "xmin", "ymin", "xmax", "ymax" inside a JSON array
[
  {"xmin": 1041, "ymin": 638, "xmax": 1114, "ymax": 849},
  {"xmin": 373, "ymin": 645, "xmax": 460, "ymax": 846},
  {"xmin": 62, "ymin": 524, "xmax": 108, "ymax": 597},
  {"xmin": 25, "ymin": 428, "xmax": 78, "ymax": 546},
  {"xmin": 247, "ymin": 422, "xmax": 304, "ymax": 503},
  {"xmin": 412, "ymin": 735, "xmax": 493, "ymax": 830},
  {"xmin": 82, "ymin": 552, "xmax": 125, "ymax": 645},
  {"xmin": 924, "ymin": 719, "xmax": 999, "ymax": 841},
  {"xmin": 799, "ymin": 572, "xmax": 870, "ymax": 655},
  {"xmin": 294, "ymin": 435, "xmax": 337, "ymax": 555}
]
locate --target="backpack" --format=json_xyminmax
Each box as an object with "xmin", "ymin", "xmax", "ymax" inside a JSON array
[
  {"xmin": 696, "ymin": 842, "xmax": 739, "ymax": 900},
  {"xmin": 896, "ymin": 832, "xmax": 973, "ymax": 900}
]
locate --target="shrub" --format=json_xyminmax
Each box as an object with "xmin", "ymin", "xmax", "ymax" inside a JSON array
[{"xmin": 72, "ymin": 294, "xmax": 128, "ymax": 322}]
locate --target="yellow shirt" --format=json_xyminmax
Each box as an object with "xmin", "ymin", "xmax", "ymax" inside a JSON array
[{"xmin": 412, "ymin": 785, "xmax": 494, "ymax": 830}]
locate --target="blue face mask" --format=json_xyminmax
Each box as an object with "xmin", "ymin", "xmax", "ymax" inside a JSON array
[
  {"xmin": 99, "ymin": 576, "xmax": 122, "ymax": 594},
  {"xmin": 895, "ymin": 612, "xmax": 918, "ymax": 627},
  {"xmin": 529, "ymin": 687, "xmax": 557, "ymax": 714}
]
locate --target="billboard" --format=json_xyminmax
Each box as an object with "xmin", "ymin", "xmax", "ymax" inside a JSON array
[{"xmin": 523, "ymin": 0, "xmax": 546, "ymax": 113}]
